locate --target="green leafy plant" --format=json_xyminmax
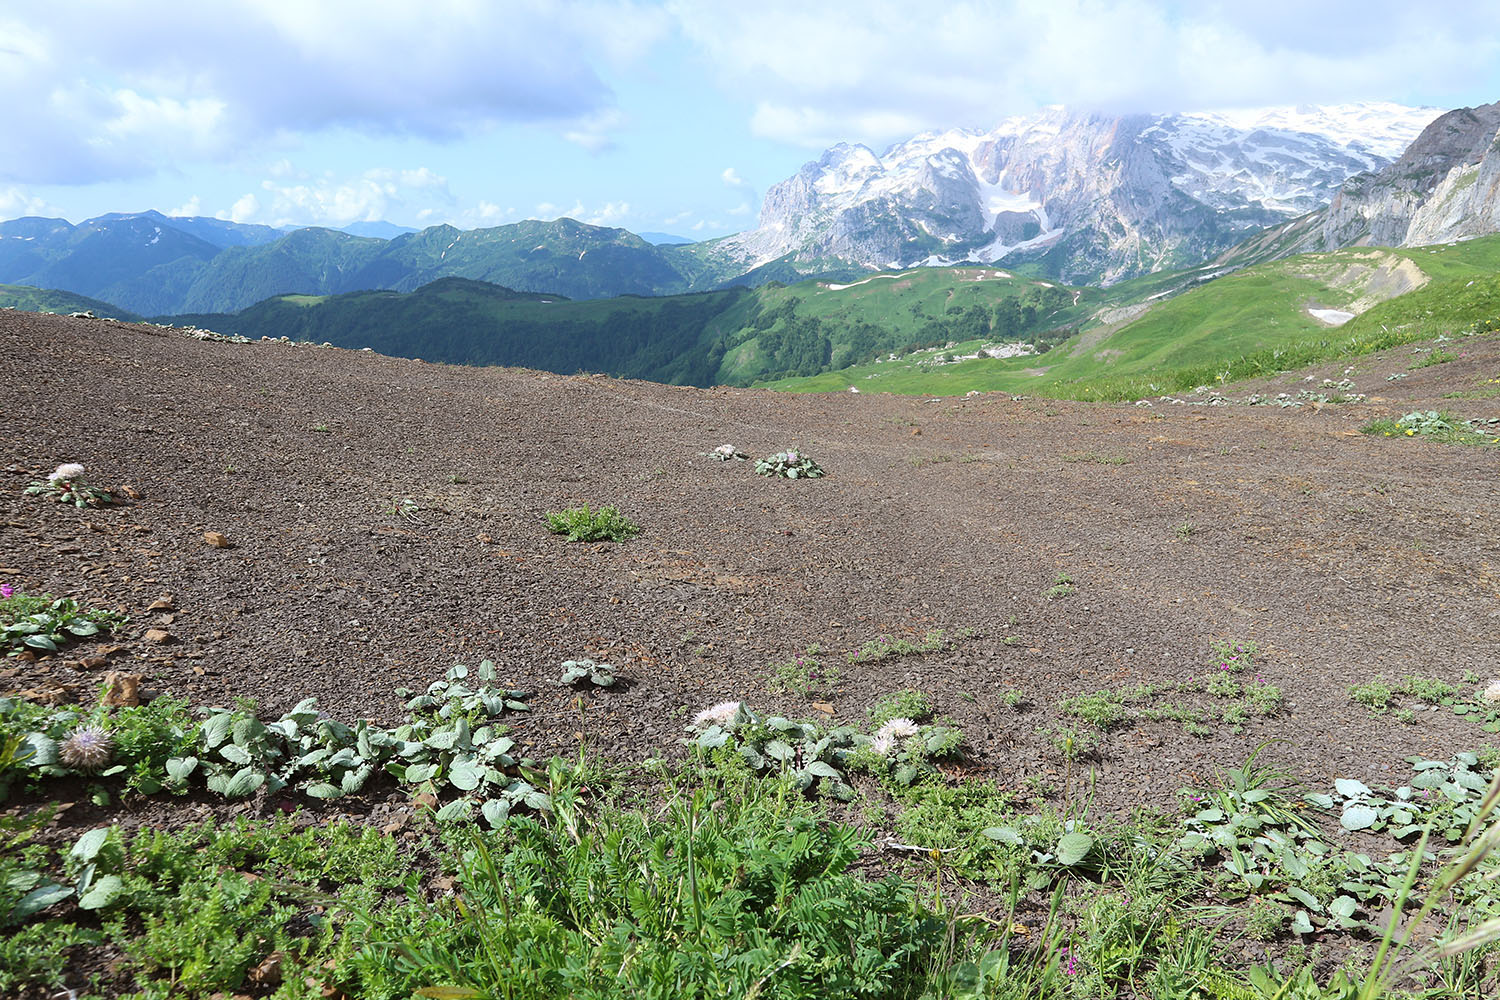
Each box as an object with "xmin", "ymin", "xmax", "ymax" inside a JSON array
[
  {"xmin": 1058, "ymin": 691, "xmax": 1128, "ymax": 731},
  {"xmin": 544, "ymin": 504, "xmax": 641, "ymax": 542},
  {"xmin": 1210, "ymin": 638, "xmax": 1258, "ymax": 673},
  {"xmin": 768, "ymin": 646, "xmax": 838, "ymax": 698},
  {"xmin": 754, "ymin": 448, "xmax": 825, "ymax": 479},
  {"xmin": 1, "ymin": 591, "xmax": 125, "ymax": 657},
  {"xmin": 850, "ymin": 630, "xmax": 952, "ymax": 664},
  {"xmin": 1045, "ymin": 572, "xmax": 1075, "ymax": 599},
  {"xmin": 557, "ymin": 658, "xmax": 616, "ymax": 688},
  {"xmin": 868, "ymin": 689, "xmax": 935, "ymax": 727},
  {"xmin": 24, "ymin": 462, "xmax": 114, "ymax": 508}
]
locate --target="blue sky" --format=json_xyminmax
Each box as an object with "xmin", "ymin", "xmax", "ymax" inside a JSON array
[{"xmin": 2, "ymin": 0, "xmax": 1499, "ymax": 239}]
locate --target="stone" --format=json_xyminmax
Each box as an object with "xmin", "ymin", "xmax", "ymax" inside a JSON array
[
  {"xmin": 100, "ymin": 671, "xmax": 143, "ymax": 707},
  {"xmin": 147, "ymin": 596, "xmax": 174, "ymax": 611},
  {"xmin": 203, "ymin": 531, "xmax": 231, "ymax": 548},
  {"xmin": 143, "ymin": 628, "xmax": 172, "ymax": 644}
]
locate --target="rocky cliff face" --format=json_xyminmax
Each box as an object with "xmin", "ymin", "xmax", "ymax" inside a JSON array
[
  {"xmin": 1311, "ymin": 102, "xmax": 1500, "ymax": 250},
  {"xmin": 724, "ymin": 103, "xmax": 1440, "ymax": 285}
]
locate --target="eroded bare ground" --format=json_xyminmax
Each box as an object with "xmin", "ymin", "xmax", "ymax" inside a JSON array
[{"xmin": 3, "ymin": 309, "xmax": 1498, "ymax": 828}]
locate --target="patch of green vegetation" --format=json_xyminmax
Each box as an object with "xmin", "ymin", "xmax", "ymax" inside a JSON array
[
  {"xmin": 1061, "ymin": 451, "xmax": 1130, "ymax": 465},
  {"xmin": 868, "ymin": 689, "xmax": 936, "ymax": 727},
  {"xmin": 850, "ymin": 629, "xmax": 955, "ymax": 664},
  {"xmin": 768, "ymin": 647, "xmax": 838, "ymax": 699},
  {"xmin": 1362, "ymin": 409, "xmax": 1500, "ymax": 446},
  {"xmin": 1045, "ymin": 573, "xmax": 1075, "ymax": 600},
  {"xmin": 1058, "ymin": 691, "xmax": 1128, "ymax": 731},
  {"xmin": 544, "ymin": 504, "xmax": 642, "ymax": 542}
]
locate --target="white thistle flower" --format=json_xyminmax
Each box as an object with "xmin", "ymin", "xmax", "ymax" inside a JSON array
[
  {"xmin": 52, "ymin": 463, "xmax": 86, "ymax": 481},
  {"xmin": 869, "ymin": 733, "xmax": 895, "ymax": 757},
  {"xmin": 1482, "ymin": 680, "xmax": 1500, "ymax": 704},
  {"xmin": 691, "ymin": 700, "xmax": 743, "ymax": 728},
  {"xmin": 713, "ymin": 444, "xmax": 736, "ymax": 457},
  {"xmin": 876, "ymin": 717, "xmax": 920, "ymax": 741},
  {"xmin": 785, "ymin": 451, "xmax": 799, "ymax": 463}
]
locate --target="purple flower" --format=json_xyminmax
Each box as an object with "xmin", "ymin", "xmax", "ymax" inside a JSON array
[{"xmin": 0, "ymin": 583, "xmax": 11, "ymax": 599}]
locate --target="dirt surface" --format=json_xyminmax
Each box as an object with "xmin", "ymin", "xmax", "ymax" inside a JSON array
[{"xmin": 3, "ymin": 309, "xmax": 1499, "ymax": 829}]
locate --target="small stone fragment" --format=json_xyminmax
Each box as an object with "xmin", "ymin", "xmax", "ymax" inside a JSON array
[
  {"xmin": 100, "ymin": 671, "xmax": 143, "ymax": 707},
  {"xmin": 203, "ymin": 531, "xmax": 231, "ymax": 548},
  {"xmin": 120, "ymin": 485, "xmax": 143, "ymax": 499},
  {"xmin": 147, "ymin": 596, "xmax": 174, "ymax": 611},
  {"xmin": 143, "ymin": 628, "xmax": 172, "ymax": 644}
]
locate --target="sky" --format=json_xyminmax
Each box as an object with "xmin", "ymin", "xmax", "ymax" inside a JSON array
[{"xmin": 2, "ymin": 0, "xmax": 1499, "ymax": 240}]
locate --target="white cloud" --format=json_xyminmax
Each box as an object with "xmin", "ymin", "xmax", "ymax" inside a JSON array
[
  {"xmin": 564, "ymin": 108, "xmax": 628, "ymax": 152},
  {"xmin": 168, "ymin": 196, "xmax": 202, "ymax": 217},
  {"xmin": 585, "ymin": 201, "xmax": 631, "ymax": 226},
  {"xmin": 0, "ymin": 186, "xmax": 55, "ymax": 219},
  {"xmin": 0, "ymin": 1, "xmax": 671, "ymax": 184},
  {"xmin": 726, "ymin": 201, "xmax": 752, "ymax": 216},
  {"xmin": 669, "ymin": 0, "xmax": 1500, "ymax": 148},
  {"xmin": 220, "ymin": 165, "xmax": 454, "ymax": 227},
  {"xmin": 226, "ymin": 193, "xmax": 260, "ymax": 223},
  {"xmin": 721, "ymin": 167, "xmax": 746, "ymax": 187}
]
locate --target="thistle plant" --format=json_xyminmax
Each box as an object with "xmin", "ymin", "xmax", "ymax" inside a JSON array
[
  {"xmin": 557, "ymin": 659, "xmax": 616, "ymax": 688},
  {"xmin": 25, "ymin": 463, "xmax": 114, "ymax": 508},
  {"xmin": 703, "ymin": 443, "xmax": 747, "ymax": 462},
  {"xmin": 58, "ymin": 727, "xmax": 114, "ymax": 773},
  {"xmin": 754, "ymin": 449, "xmax": 825, "ymax": 479}
]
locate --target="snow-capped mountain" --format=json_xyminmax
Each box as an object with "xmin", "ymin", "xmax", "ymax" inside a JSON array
[{"xmin": 722, "ymin": 103, "xmax": 1443, "ymax": 285}]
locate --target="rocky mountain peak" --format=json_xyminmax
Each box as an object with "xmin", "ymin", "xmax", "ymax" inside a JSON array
[{"xmin": 724, "ymin": 103, "xmax": 1442, "ymax": 285}]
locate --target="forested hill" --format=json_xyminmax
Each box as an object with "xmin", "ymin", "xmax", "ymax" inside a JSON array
[{"xmin": 161, "ymin": 269, "xmax": 1081, "ymax": 387}]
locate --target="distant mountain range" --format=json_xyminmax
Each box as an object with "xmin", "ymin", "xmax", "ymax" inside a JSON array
[
  {"xmin": 8, "ymin": 101, "xmax": 1500, "ymax": 321},
  {"xmin": 708, "ymin": 103, "xmax": 1444, "ymax": 285}
]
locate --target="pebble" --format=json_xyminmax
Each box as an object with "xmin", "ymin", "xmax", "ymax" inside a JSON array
[{"xmin": 203, "ymin": 531, "xmax": 231, "ymax": 548}]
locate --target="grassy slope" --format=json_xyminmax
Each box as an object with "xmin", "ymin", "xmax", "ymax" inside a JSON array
[
  {"xmin": 765, "ymin": 235, "xmax": 1500, "ymax": 398},
  {"xmin": 715, "ymin": 267, "xmax": 1087, "ymax": 382},
  {"xmin": 0, "ymin": 284, "xmax": 145, "ymax": 322}
]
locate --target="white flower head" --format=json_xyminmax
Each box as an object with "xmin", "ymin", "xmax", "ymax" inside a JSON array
[
  {"xmin": 876, "ymin": 717, "xmax": 920, "ymax": 741},
  {"xmin": 52, "ymin": 463, "xmax": 85, "ymax": 481},
  {"xmin": 1482, "ymin": 680, "xmax": 1500, "ymax": 704},
  {"xmin": 869, "ymin": 733, "xmax": 895, "ymax": 756},
  {"xmin": 785, "ymin": 451, "xmax": 799, "ymax": 463},
  {"xmin": 691, "ymin": 700, "xmax": 743, "ymax": 729},
  {"xmin": 713, "ymin": 443, "xmax": 736, "ymax": 457}
]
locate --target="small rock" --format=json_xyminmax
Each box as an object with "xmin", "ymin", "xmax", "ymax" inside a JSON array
[
  {"xmin": 120, "ymin": 485, "xmax": 143, "ymax": 499},
  {"xmin": 810, "ymin": 702, "xmax": 835, "ymax": 716},
  {"xmin": 79, "ymin": 656, "xmax": 109, "ymax": 670},
  {"xmin": 143, "ymin": 628, "xmax": 172, "ymax": 644},
  {"xmin": 910, "ymin": 427, "xmax": 922, "ymax": 436},
  {"xmin": 100, "ymin": 671, "xmax": 143, "ymax": 707},
  {"xmin": 203, "ymin": 531, "xmax": 231, "ymax": 548},
  {"xmin": 247, "ymin": 951, "xmax": 285, "ymax": 988},
  {"xmin": 147, "ymin": 596, "xmax": 174, "ymax": 611}
]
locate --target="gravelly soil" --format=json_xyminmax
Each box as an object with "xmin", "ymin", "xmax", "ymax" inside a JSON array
[{"xmin": 3, "ymin": 309, "xmax": 1499, "ymax": 831}]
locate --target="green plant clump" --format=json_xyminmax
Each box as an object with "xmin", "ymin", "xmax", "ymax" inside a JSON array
[
  {"xmin": 1, "ymin": 591, "xmax": 125, "ymax": 657},
  {"xmin": 544, "ymin": 504, "xmax": 641, "ymax": 542},
  {"xmin": 755, "ymin": 449, "xmax": 825, "ymax": 479}
]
